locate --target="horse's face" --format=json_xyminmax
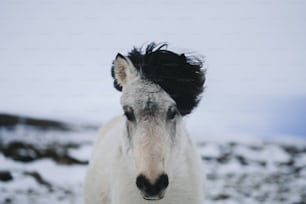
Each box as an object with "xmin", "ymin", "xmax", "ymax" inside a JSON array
[
  {"xmin": 113, "ymin": 54, "xmax": 182, "ymax": 200},
  {"xmin": 121, "ymin": 80, "xmax": 180, "ymax": 200}
]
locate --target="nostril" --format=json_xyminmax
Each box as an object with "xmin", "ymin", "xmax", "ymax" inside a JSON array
[
  {"xmin": 136, "ymin": 175, "xmax": 146, "ymax": 191},
  {"xmin": 158, "ymin": 174, "xmax": 169, "ymax": 190}
]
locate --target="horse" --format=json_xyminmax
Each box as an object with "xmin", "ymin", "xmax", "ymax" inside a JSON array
[{"xmin": 84, "ymin": 43, "xmax": 206, "ymax": 204}]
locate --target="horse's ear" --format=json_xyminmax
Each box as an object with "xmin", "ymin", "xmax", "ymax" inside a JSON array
[{"xmin": 112, "ymin": 53, "xmax": 138, "ymax": 89}]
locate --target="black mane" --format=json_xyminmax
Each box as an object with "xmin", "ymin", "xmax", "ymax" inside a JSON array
[{"xmin": 112, "ymin": 42, "xmax": 206, "ymax": 116}]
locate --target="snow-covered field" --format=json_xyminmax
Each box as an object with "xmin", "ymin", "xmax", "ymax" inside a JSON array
[{"xmin": 1, "ymin": 121, "xmax": 306, "ymax": 204}]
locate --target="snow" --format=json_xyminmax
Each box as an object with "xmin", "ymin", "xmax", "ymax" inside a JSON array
[
  {"xmin": 1, "ymin": 127, "xmax": 306, "ymax": 204},
  {"xmin": 0, "ymin": 126, "xmax": 95, "ymax": 146},
  {"xmin": 198, "ymin": 143, "xmax": 221, "ymax": 158},
  {"xmin": 295, "ymin": 153, "xmax": 306, "ymax": 168},
  {"xmin": 0, "ymin": 149, "xmax": 86, "ymax": 204},
  {"xmin": 234, "ymin": 144, "xmax": 290, "ymax": 164},
  {"xmin": 68, "ymin": 144, "xmax": 92, "ymax": 162}
]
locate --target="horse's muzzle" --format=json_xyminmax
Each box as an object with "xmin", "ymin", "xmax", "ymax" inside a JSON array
[{"xmin": 136, "ymin": 174, "xmax": 169, "ymax": 200}]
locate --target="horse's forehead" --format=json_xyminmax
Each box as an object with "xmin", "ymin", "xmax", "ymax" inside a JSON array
[
  {"xmin": 135, "ymin": 80, "xmax": 161, "ymax": 93},
  {"xmin": 122, "ymin": 80, "xmax": 173, "ymax": 108}
]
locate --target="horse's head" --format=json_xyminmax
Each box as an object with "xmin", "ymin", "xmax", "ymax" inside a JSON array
[{"xmin": 111, "ymin": 43, "xmax": 205, "ymax": 200}]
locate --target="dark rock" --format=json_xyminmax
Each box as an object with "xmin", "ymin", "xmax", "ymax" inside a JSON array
[
  {"xmin": 24, "ymin": 171, "xmax": 52, "ymax": 190},
  {"xmin": 258, "ymin": 161, "xmax": 267, "ymax": 167},
  {"xmin": 213, "ymin": 194, "xmax": 230, "ymax": 200},
  {"xmin": 0, "ymin": 113, "xmax": 70, "ymax": 131},
  {"xmin": 236, "ymin": 155, "xmax": 248, "ymax": 165},
  {"xmin": 202, "ymin": 156, "xmax": 214, "ymax": 161},
  {"xmin": 0, "ymin": 171, "xmax": 13, "ymax": 182},
  {"xmin": 0, "ymin": 142, "xmax": 88, "ymax": 165},
  {"xmin": 44, "ymin": 147, "xmax": 88, "ymax": 165},
  {"xmin": 293, "ymin": 166, "xmax": 304, "ymax": 174},
  {"xmin": 282, "ymin": 145, "xmax": 306, "ymax": 156},
  {"xmin": 217, "ymin": 153, "xmax": 231, "ymax": 164},
  {"xmin": 249, "ymin": 145, "xmax": 263, "ymax": 151},
  {"xmin": 1, "ymin": 142, "xmax": 40, "ymax": 162},
  {"xmin": 278, "ymin": 159, "xmax": 295, "ymax": 167},
  {"xmin": 4, "ymin": 198, "xmax": 12, "ymax": 204}
]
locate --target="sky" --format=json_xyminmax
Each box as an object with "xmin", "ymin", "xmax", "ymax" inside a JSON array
[{"xmin": 0, "ymin": 0, "xmax": 305, "ymax": 141}]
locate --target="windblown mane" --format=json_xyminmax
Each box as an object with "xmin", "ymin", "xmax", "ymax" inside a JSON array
[{"xmin": 111, "ymin": 42, "xmax": 206, "ymax": 115}]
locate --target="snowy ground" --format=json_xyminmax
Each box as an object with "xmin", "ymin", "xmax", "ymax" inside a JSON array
[{"xmin": 1, "ymin": 117, "xmax": 306, "ymax": 204}]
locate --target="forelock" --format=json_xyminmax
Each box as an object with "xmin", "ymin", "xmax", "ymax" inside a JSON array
[{"xmin": 112, "ymin": 42, "xmax": 206, "ymax": 116}]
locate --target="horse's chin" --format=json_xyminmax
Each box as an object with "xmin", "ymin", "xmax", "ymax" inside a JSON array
[
  {"xmin": 143, "ymin": 196, "xmax": 164, "ymax": 201},
  {"xmin": 142, "ymin": 193, "xmax": 165, "ymax": 201}
]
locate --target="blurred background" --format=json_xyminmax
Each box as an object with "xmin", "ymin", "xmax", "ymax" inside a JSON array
[{"xmin": 0, "ymin": 0, "xmax": 305, "ymax": 203}]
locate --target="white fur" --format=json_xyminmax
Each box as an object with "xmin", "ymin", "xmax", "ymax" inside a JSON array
[{"xmin": 84, "ymin": 116, "xmax": 205, "ymax": 204}]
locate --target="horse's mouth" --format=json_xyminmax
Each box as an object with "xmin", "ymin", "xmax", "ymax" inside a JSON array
[
  {"xmin": 143, "ymin": 195, "xmax": 164, "ymax": 201},
  {"xmin": 142, "ymin": 192, "xmax": 165, "ymax": 201}
]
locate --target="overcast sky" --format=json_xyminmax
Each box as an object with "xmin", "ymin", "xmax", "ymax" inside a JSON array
[{"xmin": 0, "ymin": 0, "xmax": 305, "ymax": 140}]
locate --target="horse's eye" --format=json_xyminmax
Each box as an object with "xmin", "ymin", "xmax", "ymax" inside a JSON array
[
  {"xmin": 167, "ymin": 107, "xmax": 177, "ymax": 120},
  {"xmin": 124, "ymin": 107, "xmax": 135, "ymax": 122}
]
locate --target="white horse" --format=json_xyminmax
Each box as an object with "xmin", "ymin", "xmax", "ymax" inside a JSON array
[{"xmin": 84, "ymin": 43, "xmax": 206, "ymax": 204}]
